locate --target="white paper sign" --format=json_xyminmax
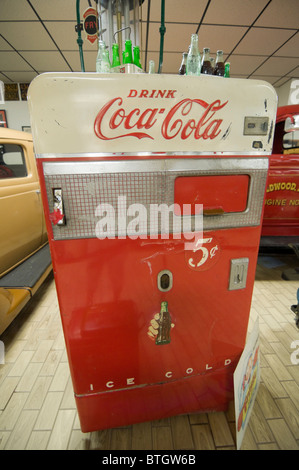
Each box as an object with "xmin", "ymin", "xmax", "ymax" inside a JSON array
[{"xmin": 234, "ymin": 319, "xmax": 260, "ymax": 450}]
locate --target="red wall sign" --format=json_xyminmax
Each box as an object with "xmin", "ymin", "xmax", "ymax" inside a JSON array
[{"xmin": 83, "ymin": 7, "xmax": 98, "ymax": 45}]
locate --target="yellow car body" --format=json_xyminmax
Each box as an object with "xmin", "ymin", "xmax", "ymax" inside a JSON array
[{"xmin": 0, "ymin": 128, "xmax": 51, "ymax": 335}]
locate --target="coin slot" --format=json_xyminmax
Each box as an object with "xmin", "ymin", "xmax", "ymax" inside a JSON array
[
  {"xmin": 244, "ymin": 116, "xmax": 269, "ymax": 135},
  {"xmin": 161, "ymin": 273, "xmax": 170, "ymax": 290},
  {"xmin": 157, "ymin": 270, "xmax": 173, "ymax": 292}
]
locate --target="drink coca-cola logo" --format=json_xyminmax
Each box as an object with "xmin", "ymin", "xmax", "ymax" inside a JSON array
[{"xmin": 94, "ymin": 89, "xmax": 228, "ymax": 141}]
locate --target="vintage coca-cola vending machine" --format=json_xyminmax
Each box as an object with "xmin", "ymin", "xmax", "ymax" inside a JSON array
[{"xmin": 28, "ymin": 72, "xmax": 277, "ymax": 432}]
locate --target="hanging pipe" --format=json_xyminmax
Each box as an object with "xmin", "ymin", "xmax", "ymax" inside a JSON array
[
  {"xmin": 158, "ymin": 0, "xmax": 166, "ymax": 73},
  {"xmin": 76, "ymin": 0, "xmax": 85, "ymax": 72}
]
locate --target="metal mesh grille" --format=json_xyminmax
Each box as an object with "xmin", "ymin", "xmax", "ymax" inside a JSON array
[
  {"xmin": 44, "ymin": 160, "xmax": 268, "ymax": 241},
  {"xmin": 46, "ymin": 171, "xmax": 173, "ymax": 239}
]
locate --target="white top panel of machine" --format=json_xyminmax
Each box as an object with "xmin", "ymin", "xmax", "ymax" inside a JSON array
[{"xmin": 28, "ymin": 72, "xmax": 277, "ymax": 156}]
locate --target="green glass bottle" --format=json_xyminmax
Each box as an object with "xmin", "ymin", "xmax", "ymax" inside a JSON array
[
  {"xmin": 133, "ymin": 45, "xmax": 142, "ymax": 69},
  {"xmin": 112, "ymin": 43, "xmax": 121, "ymax": 68},
  {"xmin": 224, "ymin": 62, "xmax": 230, "ymax": 78},
  {"xmin": 123, "ymin": 39, "xmax": 133, "ymax": 64}
]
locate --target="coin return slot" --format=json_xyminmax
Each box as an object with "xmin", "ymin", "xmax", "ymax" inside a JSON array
[
  {"xmin": 157, "ymin": 270, "xmax": 173, "ymax": 292},
  {"xmin": 229, "ymin": 258, "xmax": 249, "ymax": 290}
]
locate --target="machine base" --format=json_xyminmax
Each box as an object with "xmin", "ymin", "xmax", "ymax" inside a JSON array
[{"xmin": 75, "ymin": 364, "xmax": 236, "ymax": 433}]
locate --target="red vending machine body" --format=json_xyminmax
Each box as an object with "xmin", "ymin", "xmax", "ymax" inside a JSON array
[{"xmin": 28, "ymin": 73, "xmax": 277, "ymax": 432}]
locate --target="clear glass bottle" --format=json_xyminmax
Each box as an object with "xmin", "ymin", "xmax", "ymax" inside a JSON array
[
  {"xmin": 210, "ymin": 57, "xmax": 215, "ymax": 73},
  {"xmin": 201, "ymin": 47, "xmax": 213, "ymax": 75},
  {"xmin": 178, "ymin": 52, "xmax": 187, "ymax": 75},
  {"xmin": 213, "ymin": 50, "xmax": 225, "ymax": 76},
  {"xmin": 186, "ymin": 34, "xmax": 201, "ymax": 76},
  {"xmin": 96, "ymin": 40, "xmax": 111, "ymax": 73},
  {"xmin": 148, "ymin": 59, "xmax": 155, "ymax": 74}
]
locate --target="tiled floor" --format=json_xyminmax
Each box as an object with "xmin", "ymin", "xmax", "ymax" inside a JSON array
[{"xmin": 0, "ymin": 250, "xmax": 299, "ymax": 450}]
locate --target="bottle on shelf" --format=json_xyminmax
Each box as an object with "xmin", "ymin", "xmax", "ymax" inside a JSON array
[
  {"xmin": 210, "ymin": 57, "xmax": 215, "ymax": 73},
  {"xmin": 186, "ymin": 34, "xmax": 201, "ymax": 76},
  {"xmin": 178, "ymin": 52, "xmax": 187, "ymax": 75},
  {"xmin": 148, "ymin": 59, "xmax": 155, "ymax": 74},
  {"xmin": 201, "ymin": 47, "xmax": 213, "ymax": 75},
  {"xmin": 123, "ymin": 39, "xmax": 133, "ymax": 64},
  {"xmin": 213, "ymin": 50, "xmax": 225, "ymax": 76},
  {"xmin": 224, "ymin": 62, "xmax": 230, "ymax": 78},
  {"xmin": 96, "ymin": 40, "xmax": 111, "ymax": 73},
  {"xmin": 133, "ymin": 45, "xmax": 142, "ymax": 69},
  {"xmin": 111, "ymin": 43, "xmax": 121, "ymax": 68}
]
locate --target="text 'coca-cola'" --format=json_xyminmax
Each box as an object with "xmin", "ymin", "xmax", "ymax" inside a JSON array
[{"xmin": 94, "ymin": 91, "xmax": 229, "ymax": 141}]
